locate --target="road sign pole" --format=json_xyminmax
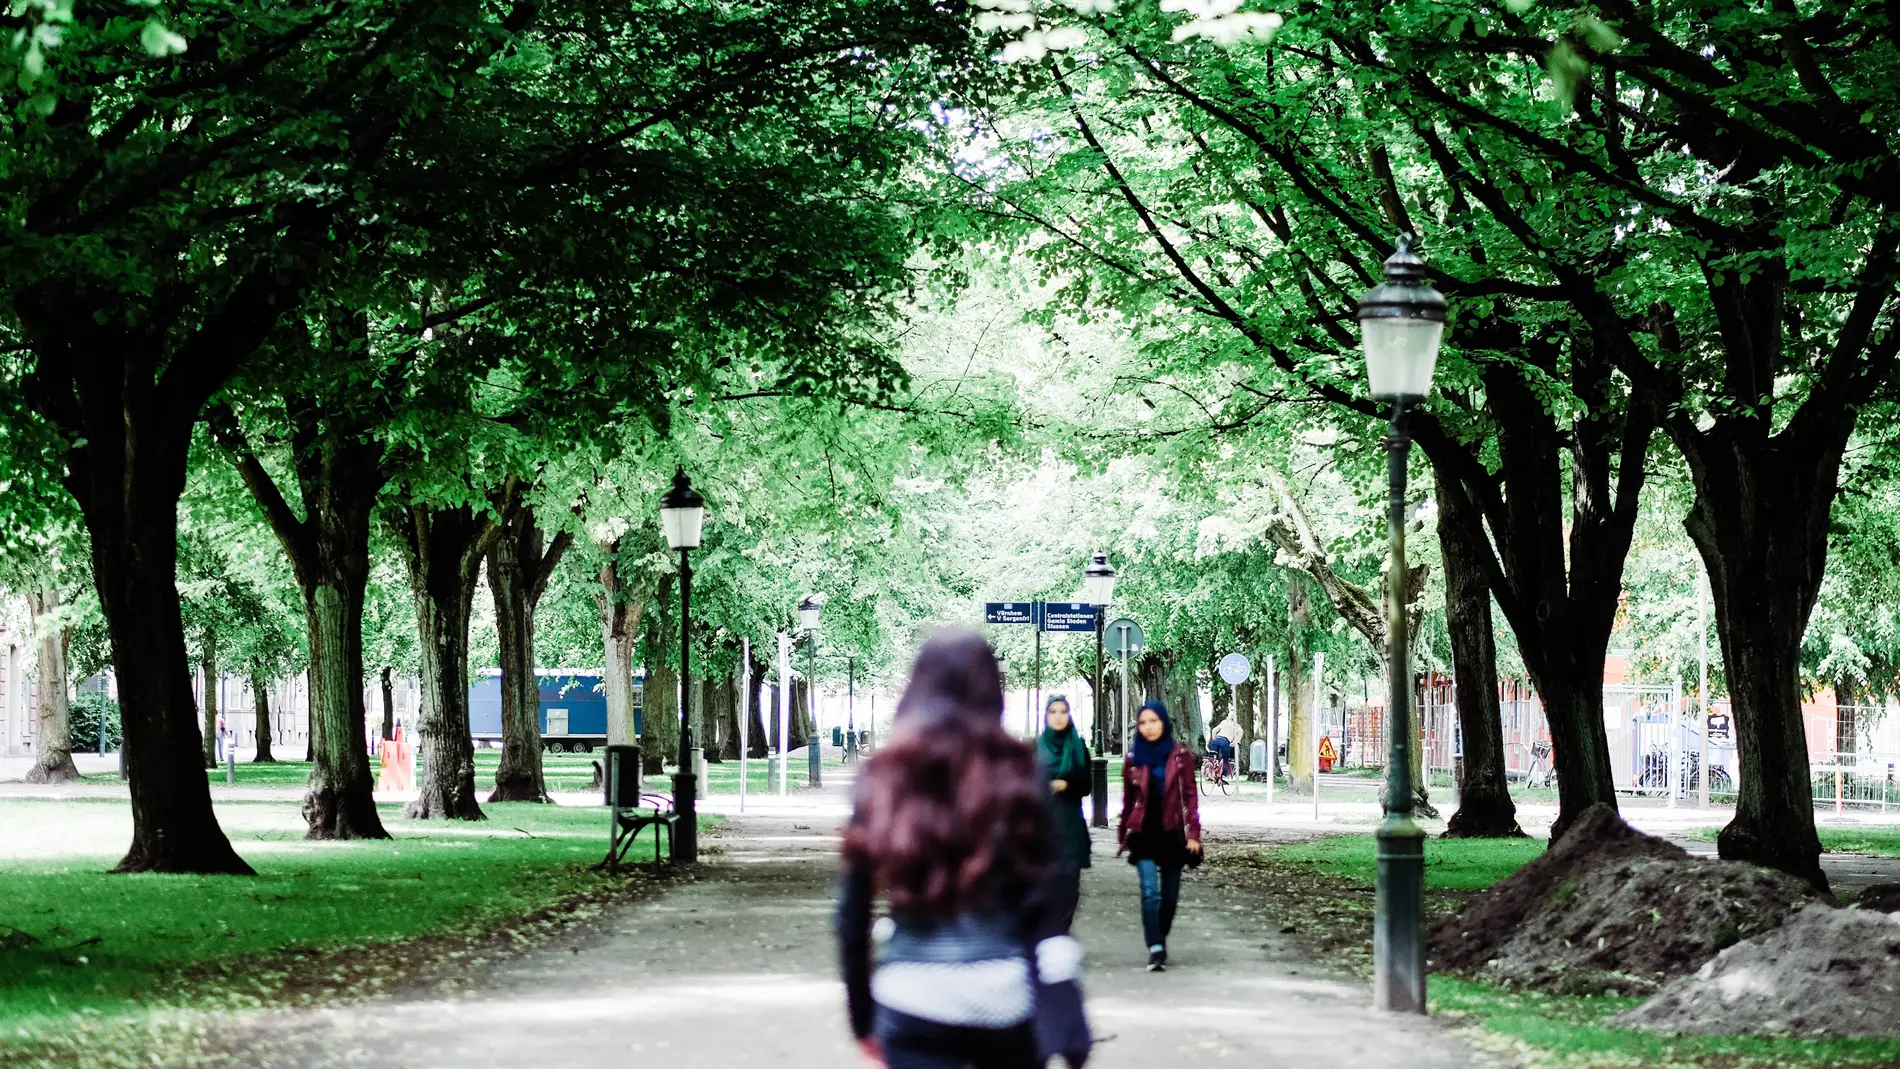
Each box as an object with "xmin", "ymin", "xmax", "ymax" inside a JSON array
[
  {"xmin": 1314, "ymin": 650, "xmax": 1324, "ymax": 822},
  {"xmin": 1120, "ymin": 627, "xmax": 1131, "ymax": 752},
  {"xmin": 1033, "ymin": 615, "xmax": 1042, "ymax": 738},
  {"xmin": 1266, "ymin": 654, "xmax": 1277, "ymax": 808},
  {"xmin": 1091, "ymin": 613, "xmax": 1108, "ymax": 828},
  {"xmin": 777, "ymin": 632, "xmax": 791, "ymax": 797},
  {"xmin": 739, "ymin": 637, "xmax": 749, "ymax": 813}
]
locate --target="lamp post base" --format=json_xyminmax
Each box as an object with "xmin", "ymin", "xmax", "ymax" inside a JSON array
[
  {"xmin": 1373, "ymin": 813, "xmax": 1426, "ymax": 1013},
  {"xmin": 671, "ymin": 772, "xmax": 698, "ymax": 864},
  {"xmin": 1090, "ymin": 755, "xmax": 1110, "ymax": 828}
]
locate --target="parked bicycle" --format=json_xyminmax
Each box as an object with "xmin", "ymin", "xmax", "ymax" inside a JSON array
[{"xmin": 1522, "ymin": 741, "xmax": 1556, "ymax": 789}]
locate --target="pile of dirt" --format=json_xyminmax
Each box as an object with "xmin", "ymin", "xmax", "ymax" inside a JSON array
[
  {"xmin": 1429, "ymin": 803, "xmax": 1822, "ymax": 994},
  {"xmin": 1616, "ymin": 906, "xmax": 1900, "ymax": 1036}
]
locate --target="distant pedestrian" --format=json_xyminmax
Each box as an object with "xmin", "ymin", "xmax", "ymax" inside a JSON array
[
  {"xmin": 1038, "ymin": 695, "xmax": 1091, "ymax": 924},
  {"xmin": 837, "ymin": 629, "xmax": 1089, "ymax": 1068},
  {"xmin": 1118, "ymin": 699, "xmax": 1202, "ymax": 972}
]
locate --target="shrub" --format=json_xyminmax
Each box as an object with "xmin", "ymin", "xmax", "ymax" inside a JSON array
[{"xmin": 69, "ymin": 692, "xmax": 121, "ymax": 752}]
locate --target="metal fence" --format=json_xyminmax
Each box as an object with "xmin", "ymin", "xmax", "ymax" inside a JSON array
[{"xmin": 1304, "ymin": 681, "xmax": 1900, "ymax": 812}]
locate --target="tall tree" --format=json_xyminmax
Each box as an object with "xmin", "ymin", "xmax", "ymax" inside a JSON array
[
  {"xmin": 24, "ymin": 588, "xmax": 78, "ymax": 784},
  {"xmin": 487, "ymin": 507, "xmax": 573, "ymax": 802},
  {"xmin": 387, "ymin": 490, "xmax": 512, "ymax": 821}
]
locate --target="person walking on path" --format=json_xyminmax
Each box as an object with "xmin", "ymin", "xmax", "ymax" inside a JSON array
[
  {"xmin": 837, "ymin": 630, "xmax": 1089, "ymax": 1069},
  {"xmin": 1038, "ymin": 695, "xmax": 1091, "ymax": 924},
  {"xmin": 1118, "ymin": 699, "xmax": 1201, "ymax": 972}
]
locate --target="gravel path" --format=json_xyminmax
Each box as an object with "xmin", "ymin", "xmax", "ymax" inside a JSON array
[{"xmin": 213, "ymin": 787, "xmax": 1477, "ymax": 1068}]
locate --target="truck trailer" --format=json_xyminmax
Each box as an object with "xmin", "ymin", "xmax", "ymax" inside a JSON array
[{"xmin": 468, "ymin": 669, "xmax": 643, "ymax": 752}]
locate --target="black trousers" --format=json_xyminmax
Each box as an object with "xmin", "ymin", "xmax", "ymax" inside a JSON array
[{"xmin": 876, "ymin": 1007, "xmax": 1041, "ymax": 1069}]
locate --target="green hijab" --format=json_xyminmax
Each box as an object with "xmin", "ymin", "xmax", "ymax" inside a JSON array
[{"xmin": 1038, "ymin": 698, "xmax": 1088, "ymax": 779}]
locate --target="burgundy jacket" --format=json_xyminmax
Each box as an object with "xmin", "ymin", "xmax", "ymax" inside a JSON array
[{"xmin": 1117, "ymin": 744, "xmax": 1202, "ymax": 853}]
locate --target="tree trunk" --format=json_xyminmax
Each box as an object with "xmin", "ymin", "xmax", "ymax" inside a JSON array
[
  {"xmin": 24, "ymin": 590, "xmax": 80, "ymax": 784},
  {"xmin": 747, "ymin": 646, "xmax": 770, "ymax": 758},
  {"xmin": 1414, "ymin": 343, "xmax": 1652, "ymax": 842},
  {"xmin": 252, "ymin": 669, "xmax": 276, "ymax": 763},
  {"xmin": 82, "ymin": 443, "xmax": 254, "ymax": 874},
  {"xmin": 1436, "ymin": 467, "xmax": 1522, "ymax": 837},
  {"xmin": 1286, "ymin": 577, "xmax": 1314, "ymax": 792},
  {"xmin": 380, "ymin": 667, "xmax": 394, "ymax": 742},
  {"xmin": 788, "ymin": 678, "xmax": 811, "ymax": 749},
  {"xmin": 391, "ymin": 498, "xmax": 509, "ymax": 821},
  {"xmin": 711, "ymin": 672, "xmax": 739, "ymax": 761},
  {"xmin": 200, "ymin": 631, "xmax": 219, "ymax": 769},
  {"xmin": 1836, "ymin": 678, "xmax": 1858, "ymax": 756},
  {"xmin": 488, "ymin": 542, "xmax": 548, "ymax": 803},
  {"xmin": 219, "ymin": 412, "xmax": 387, "ymax": 839},
  {"xmin": 594, "ymin": 541, "xmax": 651, "ymax": 752},
  {"xmin": 487, "ymin": 509, "xmax": 570, "ymax": 804},
  {"xmin": 642, "ymin": 572, "xmax": 679, "ymax": 775},
  {"xmin": 1681, "ymin": 425, "xmax": 1842, "ymax": 890}
]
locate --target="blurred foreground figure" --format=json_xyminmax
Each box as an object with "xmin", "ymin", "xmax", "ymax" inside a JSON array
[{"xmin": 838, "ymin": 629, "xmax": 1091, "ymax": 1068}]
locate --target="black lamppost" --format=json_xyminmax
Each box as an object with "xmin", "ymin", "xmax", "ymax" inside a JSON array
[
  {"xmin": 660, "ymin": 468, "xmax": 705, "ymax": 864},
  {"xmin": 799, "ymin": 595, "xmax": 821, "ymax": 787},
  {"xmin": 1359, "ymin": 235, "xmax": 1446, "ymax": 1014},
  {"xmin": 1084, "ymin": 550, "xmax": 1117, "ymax": 828}
]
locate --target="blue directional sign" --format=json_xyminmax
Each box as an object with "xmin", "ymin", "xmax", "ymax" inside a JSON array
[
  {"xmin": 985, "ymin": 602, "xmax": 1037, "ymax": 625},
  {"xmin": 1040, "ymin": 603, "xmax": 1098, "ymax": 633}
]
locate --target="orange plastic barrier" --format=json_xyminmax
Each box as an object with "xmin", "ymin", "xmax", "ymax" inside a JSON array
[{"xmin": 377, "ymin": 739, "xmax": 415, "ymax": 792}]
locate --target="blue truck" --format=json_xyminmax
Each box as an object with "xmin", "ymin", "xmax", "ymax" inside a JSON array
[{"xmin": 468, "ymin": 669, "xmax": 642, "ymax": 752}]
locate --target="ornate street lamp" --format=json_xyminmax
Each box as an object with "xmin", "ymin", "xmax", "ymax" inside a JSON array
[
  {"xmin": 1084, "ymin": 550, "xmax": 1117, "ymax": 828},
  {"xmin": 1359, "ymin": 235, "xmax": 1445, "ymax": 1014},
  {"xmin": 660, "ymin": 467, "xmax": 705, "ymax": 864},
  {"xmin": 799, "ymin": 595, "xmax": 822, "ymax": 787}
]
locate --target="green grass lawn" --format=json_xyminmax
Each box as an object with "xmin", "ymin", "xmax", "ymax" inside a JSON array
[
  {"xmin": 1273, "ymin": 833, "xmax": 1545, "ymax": 891},
  {"xmin": 1265, "ymin": 834, "xmax": 1900, "ymax": 1067},
  {"xmin": 1684, "ymin": 824, "xmax": 1900, "ymax": 858},
  {"xmin": 0, "ymin": 796, "xmax": 696, "ymax": 1053},
  {"xmin": 206, "ymin": 748, "xmax": 842, "ymax": 794}
]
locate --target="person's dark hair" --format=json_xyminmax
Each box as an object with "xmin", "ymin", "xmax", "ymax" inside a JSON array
[{"xmin": 842, "ymin": 629, "xmax": 1051, "ymax": 919}]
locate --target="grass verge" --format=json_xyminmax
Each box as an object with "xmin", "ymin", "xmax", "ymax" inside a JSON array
[
  {"xmin": 0, "ymin": 797, "xmax": 709, "ymax": 1066},
  {"xmin": 199, "ymin": 749, "xmax": 839, "ymax": 794},
  {"xmin": 1684, "ymin": 824, "xmax": 1900, "ymax": 860},
  {"xmin": 1242, "ymin": 833, "xmax": 1900, "ymax": 1067}
]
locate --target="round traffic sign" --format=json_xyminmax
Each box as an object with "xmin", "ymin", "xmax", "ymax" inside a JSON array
[
  {"xmin": 1218, "ymin": 653, "xmax": 1251, "ymax": 685},
  {"xmin": 1104, "ymin": 618, "xmax": 1145, "ymax": 656}
]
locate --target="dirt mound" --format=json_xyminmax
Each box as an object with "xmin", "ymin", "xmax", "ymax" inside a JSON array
[
  {"xmin": 1429, "ymin": 803, "xmax": 1821, "ymax": 994},
  {"xmin": 1616, "ymin": 906, "xmax": 1900, "ymax": 1036},
  {"xmin": 1857, "ymin": 883, "xmax": 1900, "ymax": 913}
]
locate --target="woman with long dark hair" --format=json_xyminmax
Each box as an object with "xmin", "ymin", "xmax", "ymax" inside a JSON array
[
  {"xmin": 1118, "ymin": 699, "xmax": 1202, "ymax": 972},
  {"xmin": 837, "ymin": 630, "xmax": 1088, "ymax": 1068},
  {"xmin": 1037, "ymin": 695, "xmax": 1091, "ymax": 922}
]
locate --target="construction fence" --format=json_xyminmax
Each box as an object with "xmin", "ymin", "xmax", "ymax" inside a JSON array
[{"xmin": 1355, "ymin": 678, "xmax": 1897, "ymax": 811}]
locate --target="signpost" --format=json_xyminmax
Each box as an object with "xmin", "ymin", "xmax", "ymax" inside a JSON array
[
  {"xmin": 984, "ymin": 601, "xmax": 1102, "ymax": 737},
  {"xmin": 1105, "ymin": 618, "xmax": 1145, "ymax": 753},
  {"xmin": 984, "ymin": 602, "xmax": 1037, "ymax": 625},
  {"xmin": 1265, "ymin": 654, "xmax": 1277, "ymax": 807},
  {"xmin": 739, "ymin": 637, "xmax": 750, "ymax": 813},
  {"xmin": 1040, "ymin": 603, "xmax": 1098, "ymax": 632},
  {"xmin": 1218, "ymin": 653, "xmax": 1250, "ymax": 685}
]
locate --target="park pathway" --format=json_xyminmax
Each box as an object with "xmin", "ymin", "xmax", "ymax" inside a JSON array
[{"xmin": 223, "ymin": 786, "xmax": 1478, "ymax": 1069}]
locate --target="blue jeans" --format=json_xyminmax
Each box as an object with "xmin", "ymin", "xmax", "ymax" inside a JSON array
[{"xmin": 1136, "ymin": 859, "xmax": 1182, "ymax": 949}]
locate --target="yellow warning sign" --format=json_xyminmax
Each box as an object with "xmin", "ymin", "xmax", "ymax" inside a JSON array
[{"xmin": 1317, "ymin": 736, "xmax": 1338, "ymax": 762}]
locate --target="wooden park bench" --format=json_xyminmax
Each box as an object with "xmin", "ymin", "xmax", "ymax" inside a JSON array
[{"xmin": 598, "ymin": 744, "xmax": 678, "ymax": 871}]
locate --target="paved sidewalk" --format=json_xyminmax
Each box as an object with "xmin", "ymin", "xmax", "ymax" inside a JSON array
[{"xmin": 216, "ymin": 787, "xmax": 1477, "ymax": 1069}]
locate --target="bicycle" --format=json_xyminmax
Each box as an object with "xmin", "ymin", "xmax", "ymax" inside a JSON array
[
  {"xmin": 1522, "ymin": 741, "xmax": 1556, "ymax": 789},
  {"xmin": 1199, "ymin": 751, "xmax": 1234, "ymax": 796}
]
